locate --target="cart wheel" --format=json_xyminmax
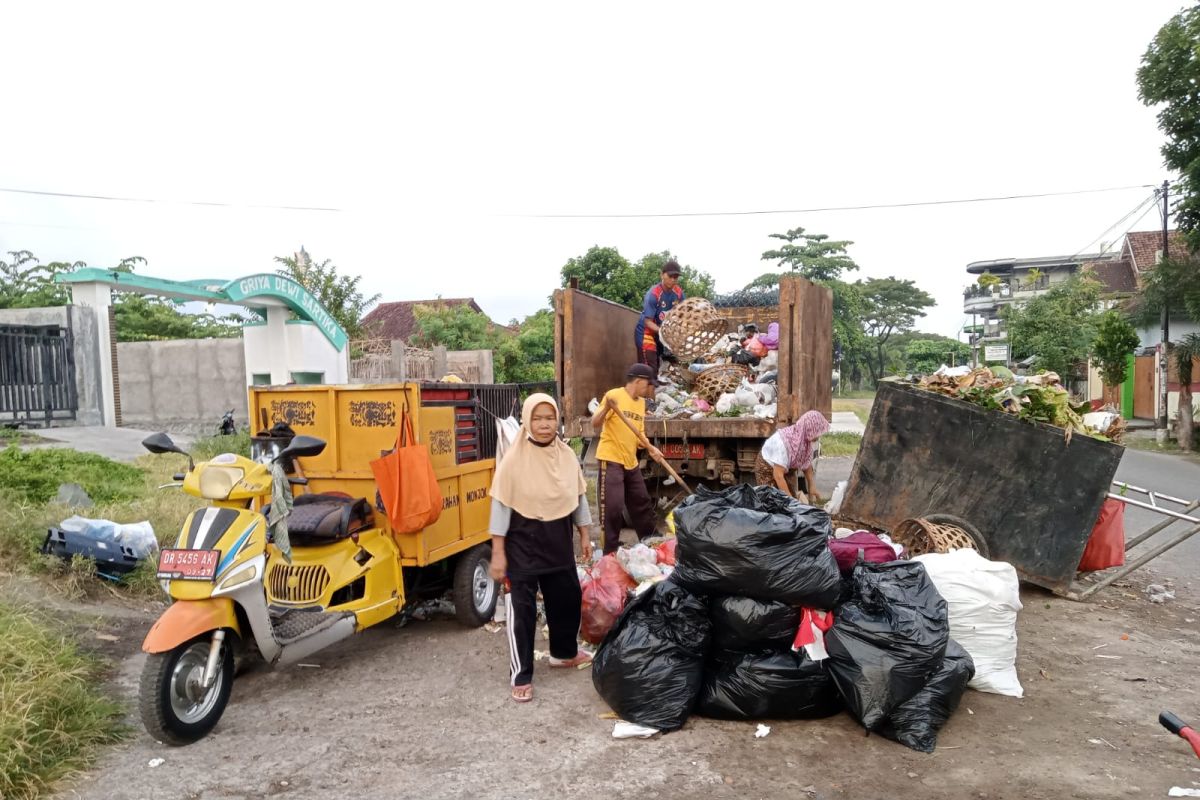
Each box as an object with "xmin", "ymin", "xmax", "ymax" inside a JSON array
[
  {"xmin": 453, "ymin": 543, "xmax": 498, "ymax": 628},
  {"xmin": 923, "ymin": 514, "xmax": 990, "ymax": 558}
]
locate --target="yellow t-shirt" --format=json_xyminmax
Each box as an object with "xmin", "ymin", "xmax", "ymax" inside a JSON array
[{"xmin": 596, "ymin": 387, "xmax": 646, "ymax": 470}]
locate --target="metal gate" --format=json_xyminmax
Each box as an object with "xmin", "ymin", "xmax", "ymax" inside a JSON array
[{"xmin": 0, "ymin": 323, "xmax": 78, "ymax": 426}]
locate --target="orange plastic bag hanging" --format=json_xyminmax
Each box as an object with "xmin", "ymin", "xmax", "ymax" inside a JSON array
[
  {"xmin": 370, "ymin": 404, "xmax": 443, "ymax": 535},
  {"xmin": 1077, "ymin": 498, "xmax": 1125, "ymax": 572}
]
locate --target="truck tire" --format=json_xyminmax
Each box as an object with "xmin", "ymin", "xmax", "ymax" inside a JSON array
[{"xmin": 453, "ymin": 543, "xmax": 498, "ymax": 628}]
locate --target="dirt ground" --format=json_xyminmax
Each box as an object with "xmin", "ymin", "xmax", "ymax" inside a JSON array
[{"xmin": 29, "ymin": 558, "xmax": 1195, "ymax": 800}]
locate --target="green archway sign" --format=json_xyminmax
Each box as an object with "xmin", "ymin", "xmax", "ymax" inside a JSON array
[
  {"xmin": 57, "ymin": 267, "xmax": 350, "ymax": 352},
  {"xmin": 223, "ymin": 273, "xmax": 349, "ymax": 351}
]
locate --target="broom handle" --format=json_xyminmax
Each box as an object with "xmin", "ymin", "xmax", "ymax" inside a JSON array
[{"xmin": 605, "ymin": 398, "xmax": 694, "ymax": 495}]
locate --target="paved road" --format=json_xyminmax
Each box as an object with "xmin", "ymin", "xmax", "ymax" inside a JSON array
[
  {"xmin": 24, "ymin": 425, "xmax": 193, "ymax": 462},
  {"xmin": 1113, "ymin": 448, "xmax": 1200, "ymax": 587}
]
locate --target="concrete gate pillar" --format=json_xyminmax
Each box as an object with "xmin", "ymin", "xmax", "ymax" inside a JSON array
[{"xmin": 68, "ymin": 282, "xmax": 116, "ymax": 426}]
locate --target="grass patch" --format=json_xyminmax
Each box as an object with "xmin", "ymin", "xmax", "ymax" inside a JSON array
[
  {"xmin": 1123, "ymin": 435, "xmax": 1200, "ymax": 463},
  {"xmin": 0, "ymin": 427, "xmax": 43, "ymax": 445},
  {"xmin": 821, "ymin": 432, "xmax": 862, "ymax": 458},
  {"xmin": 0, "ymin": 603, "xmax": 127, "ymax": 800},
  {"xmin": 0, "ymin": 447, "xmax": 144, "ymax": 506},
  {"xmin": 191, "ymin": 431, "xmax": 251, "ymax": 462},
  {"xmin": 832, "ymin": 398, "xmax": 873, "ymax": 426}
]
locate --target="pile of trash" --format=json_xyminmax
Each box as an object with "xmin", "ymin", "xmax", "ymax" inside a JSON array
[
  {"xmin": 909, "ymin": 366, "xmax": 1122, "ymax": 443},
  {"xmin": 590, "ymin": 485, "xmax": 1025, "ymax": 752},
  {"xmin": 579, "ymin": 540, "xmax": 677, "ymax": 645}
]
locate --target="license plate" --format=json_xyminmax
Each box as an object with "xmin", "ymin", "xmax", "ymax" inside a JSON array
[
  {"xmin": 661, "ymin": 443, "xmax": 705, "ymax": 460},
  {"xmin": 157, "ymin": 549, "xmax": 220, "ymax": 581}
]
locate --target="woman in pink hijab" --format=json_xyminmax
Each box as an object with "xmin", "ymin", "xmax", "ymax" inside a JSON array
[{"xmin": 754, "ymin": 410, "xmax": 830, "ymax": 504}]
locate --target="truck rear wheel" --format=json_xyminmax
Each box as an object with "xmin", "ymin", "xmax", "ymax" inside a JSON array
[{"xmin": 453, "ymin": 543, "xmax": 498, "ymax": 628}]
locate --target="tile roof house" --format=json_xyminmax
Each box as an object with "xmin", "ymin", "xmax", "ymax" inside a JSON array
[
  {"xmin": 1121, "ymin": 229, "xmax": 1187, "ymax": 276},
  {"xmin": 360, "ymin": 298, "xmax": 486, "ymax": 342}
]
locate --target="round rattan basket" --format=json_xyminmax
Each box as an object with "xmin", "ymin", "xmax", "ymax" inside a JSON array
[
  {"xmin": 694, "ymin": 363, "xmax": 750, "ymax": 402},
  {"xmin": 659, "ymin": 298, "xmax": 728, "ymax": 362},
  {"xmin": 892, "ymin": 517, "xmax": 978, "ymax": 557}
]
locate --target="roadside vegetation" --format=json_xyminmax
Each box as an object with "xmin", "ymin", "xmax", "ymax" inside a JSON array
[
  {"xmin": 820, "ymin": 432, "xmax": 862, "ymax": 458},
  {"xmin": 0, "ymin": 603, "xmax": 127, "ymax": 800}
]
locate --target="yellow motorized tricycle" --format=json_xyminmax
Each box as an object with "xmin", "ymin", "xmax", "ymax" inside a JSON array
[{"xmin": 139, "ymin": 383, "xmax": 501, "ymax": 744}]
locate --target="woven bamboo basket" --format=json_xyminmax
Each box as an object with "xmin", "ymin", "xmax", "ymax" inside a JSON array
[
  {"xmin": 694, "ymin": 364, "xmax": 750, "ymax": 402},
  {"xmin": 892, "ymin": 518, "xmax": 977, "ymax": 556},
  {"xmin": 659, "ymin": 298, "xmax": 728, "ymax": 362}
]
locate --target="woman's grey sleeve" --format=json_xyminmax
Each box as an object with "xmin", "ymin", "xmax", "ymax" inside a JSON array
[
  {"xmin": 572, "ymin": 494, "xmax": 593, "ymax": 526},
  {"xmin": 488, "ymin": 498, "xmax": 512, "ymax": 536}
]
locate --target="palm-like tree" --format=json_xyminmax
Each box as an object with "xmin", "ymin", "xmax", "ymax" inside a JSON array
[{"xmin": 1174, "ymin": 333, "xmax": 1200, "ymax": 451}]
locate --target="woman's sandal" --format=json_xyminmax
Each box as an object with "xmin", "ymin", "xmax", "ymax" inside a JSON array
[
  {"xmin": 511, "ymin": 684, "xmax": 533, "ymax": 703},
  {"xmin": 549, "ymin": 651, "xmax": 593, "ymax": 669}
]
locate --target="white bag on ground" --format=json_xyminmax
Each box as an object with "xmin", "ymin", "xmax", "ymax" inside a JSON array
[
  {"xmin": 913, "ymin": 549, "xmax": 1024, "ymax": 697},
  {"xmin": 59, "ymin": 515, "xmax": 158, "ymax": 559}
]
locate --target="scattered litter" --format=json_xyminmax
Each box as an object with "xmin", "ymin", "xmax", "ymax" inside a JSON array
[
  {"xmin": 1093, "ymin": 643, "xmax": 1110, "ymax": 650},
  {"xmin": 576, "ymin": 660, "xmax": 592, "ymax": 670},
  {"xmin": 1120, "ymin": 633, "xmax": 1130, "ymax": 641},
  {"xmin": 483, "ymin": 622, "xmax": 503, "ymax": 634},
  {"xmin": 1039, "ymin": 669, "xmax": 1050, "ymax": 680},
  {"xmin": 1168, "ymin": 788, "xmax": 1200, "ymax": 797},
  {"xmin": 1096, "ymin": 655, "xmax": 1122, "ymax": 660},
  {"xmin": 1123, "ymin": 677, "xmax": 1148, "ymax": 682},
  {"xmin": 907, "ymin": 772, "xmax": 919, "ymax": 779},
  {"xmin": 967, "ymin": 708, "xmax": 975, "ymax": 715},
  {"xmin": 297, "ymin": 663, "xmax": 320, "ymax": 668},
  {"xmin": 54, "ymin": 482, "xmax": 94, "ymax": 508},
  {"xmin": 755, "ymin": 724, "xmax": 771, "ymax": 739},
  {"xmin": 1088, "ymin": 737, "xmax": 1118, "ymax": 750},
  {"xmin": 597, "ymin": 711, "xmax": 619, "ymax": 720},
  {"xmin": 612, "ymin": 721, "xmax": 659, "ymax": 739},
  {"xmin": 280, "ymin": 781, "xmax": 290, "ymax": 788},
  {"xmin": 148, "ymin": 758, "xmax": 165, "ymax": 768},
  {"xmin": 1145, "ymin": 584, "xmax": 1176, "ymax": 604},
  {"xmin": 1186, "ymin": 618, "xmax": 1196, "ymax": 624},
  {"xmin": 533, "ymin": 650, "xmax": 550, "ymax": 662},
  {"xmin": 94, "ymin": 633, "xmax": 119, "ymax": 642}
]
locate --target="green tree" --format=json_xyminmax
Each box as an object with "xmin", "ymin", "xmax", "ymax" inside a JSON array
[
  {"xmin": 857, "ymin": 277, "xmax": 936, "ymax": 384},
  {"xmin": 559, "ymin": 246, "xmax": 714, "ymax": 307},
  {"xmin": 275, "ymin": 247, "xmax": 380, "ymax": 340},
  {"xmin": 409, "ymin": 301, "xmax": 501, "ymax": 350},
  {"xmin": 752, "ymin": 227, "xmax": 859, "ymax": 287},
  {"xmin": 0, "ymin": 251, "xmax": 79, "ymax": 308},
  {"xmin": 1091, "ymin": 310, "xmax": 1141, "ymax": 389},
  {"xmin": 1138, "ymin": 6, "xmax": 1200, "ymax": 251},
  {"xmin": 901, "ymin": 335, "xmax": 972, "ymax": 375},
  {"xmin": 1004, "ymin": 275, "xmax": 1102, "ymax": 377},
  {"xmin": 495, "ymin": 309, "xmax": 556, "ymax": 384},
  {"xmin": 1172, "ymin": 333, "xmax": 1200, "ymax": 451},
  {"xmin": 111, "ymin": 257, "xmax": 241, "ymax": 341},
  {"xmin": 1133, "ymin": 255, "xmax": 1200, "ymax": 330}
]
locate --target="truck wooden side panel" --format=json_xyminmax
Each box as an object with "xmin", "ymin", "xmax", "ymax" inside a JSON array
[
  {"xmin": 555, "ymin": 288, "xmax": 641, "ymax": 437},
  {"xmin": 248, "ymin": 383, "xmax": 493, "ymax": 567}
]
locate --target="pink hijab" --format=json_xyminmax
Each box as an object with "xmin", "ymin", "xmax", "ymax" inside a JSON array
[{"xmin": 779, "ymin": 410, "xmax": 830, "ymax": 471}]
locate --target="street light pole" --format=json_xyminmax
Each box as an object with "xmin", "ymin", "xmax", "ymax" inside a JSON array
[{"xmin": 1157, "ymin": 179, "xmax": 1171, "ymax": 445}]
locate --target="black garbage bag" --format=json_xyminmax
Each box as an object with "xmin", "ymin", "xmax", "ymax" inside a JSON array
[
  {"xmin": 824, "ymin": 560, "xmax": 950, "ymax": 731},
  {"xmin": 711, "ymin": 596, "xmax": 801, "ymax": 651},
  {"xmin": 698, "ymin": 648, "xmax": 842, "ymax": 721},
  {"xmin": 673, "ymin": 485, "xmax": 841, "ymax": 608},
  {"xmin": 877, "ymin": 640, "xmax": 975, "ymax": 753},
  {"xmin": 592, "ymin": 579, "xmax": 712, "ymax": 732}
]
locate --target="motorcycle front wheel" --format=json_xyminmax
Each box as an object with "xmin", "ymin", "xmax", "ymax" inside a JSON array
[{"xmin": 139, "ymin": 632, "xmax": 234, "ymax": 745}]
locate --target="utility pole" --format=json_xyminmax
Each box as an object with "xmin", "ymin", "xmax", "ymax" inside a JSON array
[{"xmin": 1157, "ymin": 179, "xmax": 1171, "ymax": 445}]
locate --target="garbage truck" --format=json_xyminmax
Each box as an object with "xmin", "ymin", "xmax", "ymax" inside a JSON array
[{"xmin": 553, "ymin": 275, "xmax": 833, "ymax": 491}]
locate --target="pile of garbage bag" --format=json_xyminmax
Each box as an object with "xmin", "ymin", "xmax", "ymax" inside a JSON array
[
  {"xmin": 591, "ymin": 485, "xmax": 1001, "ymax": 752},
  {"xmin": 580, "ymin": 541, "xmax": 679, "ymax": 645}
]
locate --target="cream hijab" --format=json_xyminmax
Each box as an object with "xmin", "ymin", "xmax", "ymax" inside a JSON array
[{"xmin": 490, "ymin": 393, "xmax": 587, "ymax": 521}]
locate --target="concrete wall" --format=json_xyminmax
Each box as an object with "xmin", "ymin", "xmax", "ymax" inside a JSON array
[
  {"xmin": 243, "ymin": 318, "xmax": 349, "ymax": 385},
  {"xmin": 117, "ymin": 338, "xmax": 247, "ymax": 433},
  {"xmin": 0, "ymin": 305, "xmax": 106, "ymax": 426}
]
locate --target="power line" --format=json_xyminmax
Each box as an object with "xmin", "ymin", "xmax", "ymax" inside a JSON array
[
  {"xmin": 1070, "ymin": 190, "xmax": 1160, "ymax": 258},
  {"xmin": 0, "ymin": 186, "xmax": 341, "ymax": 212},
  {"xmin": 509, "ymin": 184, "xmax": 1156, "ymax": 219}
]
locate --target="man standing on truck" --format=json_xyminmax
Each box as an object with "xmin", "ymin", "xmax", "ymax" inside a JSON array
[
  {"xmin": 634, "ymin": 259, "xmax": 685, "ymax": 372},
  {"xmin": 593, "ymin": 364, "xmax": 662, "ymax": 554}
]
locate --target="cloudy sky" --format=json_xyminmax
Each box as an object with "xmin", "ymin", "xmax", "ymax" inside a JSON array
[{"xmin": 0, "ymin": 2, "xmax": 1186, "ymax": 338}]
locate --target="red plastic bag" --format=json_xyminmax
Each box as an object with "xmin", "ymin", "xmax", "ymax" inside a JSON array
[
  {"xmin": 581, "ymin": 554, "xmax": 635, "ymax": 645},
  {"xmin": 1078, "ymin": 498, "xmax": 1125, "ymax": 572},
  {"xmin": 656, "ymin": 539, "xmax": 677, "ymax": 566}
]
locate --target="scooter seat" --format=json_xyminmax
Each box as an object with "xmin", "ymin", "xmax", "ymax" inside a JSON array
[{"xmin": 276, "ymin": 493, "xmax": 374, "ymax": 547}]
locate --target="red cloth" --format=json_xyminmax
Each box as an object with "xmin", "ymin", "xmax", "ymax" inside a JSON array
[
  {"xmin": 655, "ymin": 539, "xmax": 677, "ymax": 566},
  {"xmin": 1078, "ymin": 498, "xmax": 1125, "ymax": 572},
  {"xmin": 791, "ymin": 608, "xmax": 834, "ymax": 651},
  {"xmin": 828, "ymin": 531, "xmax": 899, "ymax": 574}
]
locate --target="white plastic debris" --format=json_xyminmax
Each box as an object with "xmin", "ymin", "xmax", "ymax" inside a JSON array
[
  {"xmin": 824, "ymin": 481, "xmax": 848, "ymax": 515},
  {"xmin": 715, "ymin": 393, "xmax": 738, "ymax": 414},
  {"xmin": 934, "ymin": 364, "xmax": 972, "ymax": 378},
  {"xmin": 1145, "ymin": 584, "xmax": 1176, "ymax": 604},
  {"xmin": 734, "ymin": 385, "xmax": 759, "ymax": 409},
  {"xmin": 60, "ymin": 516, "xmax": 159, "ymax": 559},
  {"xmin": 612, "ymin": 721, "xmax": 659, "ymax": 739},
  {"xmin": 753, "ymin": 403, "xmax": 778, "ymax": 419},
  {"xmin": 755, "ymin": 724, "xmax": 771, "ymax": 739},
  {"xmin": 148, "ymin": 758, "xmax": 165, "ymax": 768},
  {"xmin": 1168, "ymin": 789, "xmax": 1200, "ymax": 797},
  {"xmin": 617, "ymin": 544, "xmax": 661, "ymax": 582},
  {"xmin": 587, "ymin": 397, "xmax": 600, "ymax": 414}
]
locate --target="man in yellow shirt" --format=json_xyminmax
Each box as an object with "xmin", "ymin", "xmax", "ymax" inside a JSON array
[{"xmin": 591, "ymin": 363, "xmax": 663, "ymax": 554}]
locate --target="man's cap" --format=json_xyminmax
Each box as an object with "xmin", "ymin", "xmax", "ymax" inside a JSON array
[
  {"xmin": 662, "ymin": 259, "xmax": 682, "ymax": 276},
  {"xmin": 627, "ymin": 363, "xmax": 664, "ymax": 385}
]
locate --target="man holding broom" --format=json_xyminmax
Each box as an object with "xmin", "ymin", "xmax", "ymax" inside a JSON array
[{"xmin": 591, "ymin": 363, "xmax": 663, "ymax": 554}]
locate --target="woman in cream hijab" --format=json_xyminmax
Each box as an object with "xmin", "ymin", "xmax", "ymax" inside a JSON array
[{"xmin": 489, "ymin": 393, "xmax": 594, "ymax": 703}]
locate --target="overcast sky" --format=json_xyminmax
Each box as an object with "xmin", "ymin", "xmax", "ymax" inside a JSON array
[{"xmin": 0, "ymin": 2, "xmax": 1187, "ymax": 339}]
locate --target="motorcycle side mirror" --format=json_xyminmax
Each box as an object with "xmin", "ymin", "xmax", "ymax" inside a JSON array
[
  {"xmin": 276, "ymin": 435, "xmax": 326, "ymax": 463},
  {"xmin": 142, "ymin": 433, "xmax": 195, "ymax": 471}
]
